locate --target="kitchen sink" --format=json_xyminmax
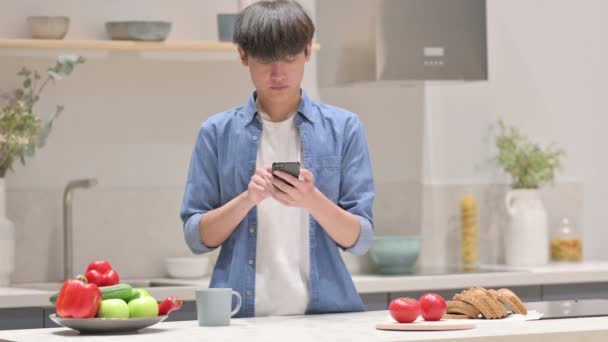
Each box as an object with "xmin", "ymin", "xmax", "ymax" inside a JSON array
[{"xmin": 11, "ymin": 279, "xmax": 190, "ymax": 292}]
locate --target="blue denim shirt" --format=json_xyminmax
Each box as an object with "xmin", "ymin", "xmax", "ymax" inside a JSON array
[{"xmin": 180, "ymin": 89, "xmax": 375, "ymax": 317}]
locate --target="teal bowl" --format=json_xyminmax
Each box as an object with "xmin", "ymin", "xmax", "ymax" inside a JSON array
[{"xmin": 369, "ymin": 236, "xmax": 421, "ymax": 275}]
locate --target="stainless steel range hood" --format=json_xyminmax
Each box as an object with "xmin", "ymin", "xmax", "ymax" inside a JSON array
[{"xmin": 317, "ymin": 0, "xmax": 488, "ymax": 86}]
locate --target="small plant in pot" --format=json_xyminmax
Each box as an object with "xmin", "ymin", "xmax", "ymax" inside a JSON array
[
  {"xmin": 495, "ymin": 120, "xmax": 566, "ymax": 267},
  {"xmin": 0, "ymin": 54, "xmax": 85, "ymax": 286},
  {"xmin": 1, "ymin": 54, "xmax": 85, "ymax": 177}
]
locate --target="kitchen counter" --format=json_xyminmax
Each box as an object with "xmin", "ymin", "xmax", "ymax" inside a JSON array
[
  {"xmin": 3, "ymin": 261, "xmax": 608, "ymax": 309},
  {"xmin": 0, "ymin": 310, "xmax": 607, "ymax": 342}
]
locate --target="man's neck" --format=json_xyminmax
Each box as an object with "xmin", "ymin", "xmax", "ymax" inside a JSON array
[{"xmin": 256, "ymin": 91, "xmax": 301, "ymax": 122}]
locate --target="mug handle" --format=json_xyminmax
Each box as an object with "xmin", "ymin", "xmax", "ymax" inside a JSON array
[{"xmin": 231, "ymin": 290, "xmax": 242, "ymax": 317}]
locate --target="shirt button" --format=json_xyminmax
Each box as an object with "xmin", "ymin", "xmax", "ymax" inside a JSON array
[
  {"xmin": 246, "ymin": 290, "xmax": 252, "ymax": 296},
  {"xmin": 248, "ymin": 259, "xmax": 254, "ymax": 265},
  {"xmin": 249, "ymin": 228, "xmax": 255, "ymax": 234},
  {"xmin": 252, "ymin": 135, "xmax": 258, "ymax": 141},
  {"xmin": 249, "ymin": 165, "xmax": 255, "ymax": 171}
]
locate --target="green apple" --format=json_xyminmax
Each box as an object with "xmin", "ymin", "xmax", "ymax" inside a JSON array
[
  {"xmin": 97, "ymin": 299, "xmax": 129, "ymax": 318},
  {"xmin": 128, "ymin": 296, "xmax": 158, "ymax": 318},
  {"xmin": 125, "ymin": 288, "xmax": 152, "ymax": 302}
]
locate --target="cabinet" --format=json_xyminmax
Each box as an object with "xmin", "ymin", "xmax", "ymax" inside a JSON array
[
  {"xmin": 2, "ymin": 282, "xmax": 608, "ymax": 330},
  {"xmin": 164, "ymin": 301, "xmax": 197, "ymax": 322},
  {"xmin": 363, "ymin": 283, "xmax": 608, "ymax": 310},
  {"xmin": 389, "ymin": 285, "xmax": 542, "ymax": 304},
  {"xmin": 0, "ymin": 307, "xmax": 43, "ymax": 330},
  {"xmin": 360, "ymin": 293, "xmax": 390, "ymax": 311},
  {"xmin": 42, "ymin": 308, "xmax": 60, "ymax": 328}
]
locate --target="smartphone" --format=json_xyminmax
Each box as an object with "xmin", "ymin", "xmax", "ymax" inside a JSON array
[{"xmin": 272, "ymin": 161, "xmax": 301, "ymax": 186}]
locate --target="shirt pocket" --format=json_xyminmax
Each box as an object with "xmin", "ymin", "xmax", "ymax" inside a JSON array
[{"xmin": 309, "ymin": 156, "xmax": 341, "ymax": 201}]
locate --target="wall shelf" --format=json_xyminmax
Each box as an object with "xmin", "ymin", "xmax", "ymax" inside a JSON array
[{"xmin": 0, "ymin": 39, "xmax": 320, "ymax": 52}]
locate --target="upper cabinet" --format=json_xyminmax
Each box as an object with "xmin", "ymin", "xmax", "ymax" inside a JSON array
[{"xmin": 317, "ymin": 0, "xmax": 487, "ymax": 86}]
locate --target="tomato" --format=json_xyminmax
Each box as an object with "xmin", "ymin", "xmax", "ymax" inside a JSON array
[
  {"xmin": 419, "ymin": 293, "xmax": 447, "ymax": 321},
  {"xmin": 388, "ymin": 297, "xmax": 420, "ymax": 323}
]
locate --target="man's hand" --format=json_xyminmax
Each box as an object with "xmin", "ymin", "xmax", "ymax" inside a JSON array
[
  {"xmin": 270, "ymin": 168, "xmax": 318, "ymax": 209},
  {"xmin": 246, "ymin": 167, "xmax": 274, "ymax": 205}
]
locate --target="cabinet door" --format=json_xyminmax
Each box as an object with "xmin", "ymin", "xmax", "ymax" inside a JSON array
[
  {"xmin": 43, "ymin": 307, "xmax": 61, "ymax": 328},
  {"xmin": 389, "ymin": 289, "xmax": 457, "ymax": 302},
  {"xmin": 0, "ymin": 308, "xmax": 44, "ymax": 330},
  {"xmin": 164, "ymin": 301, "xmax": 197, "ymax": 322},
  {"xmin": 360, "ymin": 293, "xmax": 389, "ymax": 311},
  {"xmin": 542, "ymin": 282, "xmax": 608, "ymax": 301}
]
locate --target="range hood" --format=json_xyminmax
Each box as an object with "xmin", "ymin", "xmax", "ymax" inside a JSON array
[{"xmin": 317, "ymin": 0, "xmax": 488, "ymax": 85}]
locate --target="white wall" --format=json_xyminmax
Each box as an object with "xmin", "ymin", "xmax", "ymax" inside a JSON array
[
  {"xmin": 4, "ymin": 0, "xmax": 604, "ymax": 283},
  {"xmin": 2, "ymin": 0, "xmax": 423, "ymax": 282},
  {"xmin": 0, "ymin": 0, "xmax": 320, "ymax": 282},
  {"xmin": 422, "ymin": 0, "xmax": 608, "ymax": 260}
]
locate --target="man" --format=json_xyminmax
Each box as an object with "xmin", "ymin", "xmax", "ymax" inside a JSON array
[{"xmin": 180, "ymin": 0, "xmax": 375, "ymax": 317}]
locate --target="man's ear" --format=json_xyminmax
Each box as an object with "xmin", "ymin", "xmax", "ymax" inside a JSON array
[
  {"xmin": 304, "ymin": 42, "xmax": 312, "ymax": 62},
  {"xmin": 238, "ymin": 47, "xmax": 249, "ymax": 66}
]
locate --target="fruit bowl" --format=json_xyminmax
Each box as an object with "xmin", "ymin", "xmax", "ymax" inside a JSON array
[
  {"xmin": 49, "ymin": 314, "xmax": 167, "ymax": 334},
  {"xmin": 369, "ymin": 235, "xmax": 421, "ymax": 275}
]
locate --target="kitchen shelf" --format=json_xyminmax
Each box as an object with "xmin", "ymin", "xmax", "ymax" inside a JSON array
[{"xmin": 0, "ymin": 39, "xmax": 320, "ymax": 52}]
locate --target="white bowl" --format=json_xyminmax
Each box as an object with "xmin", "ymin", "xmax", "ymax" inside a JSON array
[
  {"xmin": 165, "ymin": 257, "xmax": 211, "ymax": 279},
  {"xmin": 27, "ymin": 16, "xmax": 69, "ymax": 39}
]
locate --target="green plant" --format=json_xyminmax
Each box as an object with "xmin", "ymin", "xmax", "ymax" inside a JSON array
[
  {"xmin": 0, "ymin": 54, "xmax": 85, "ymax": 177},
  {"xmin": 495, "ymin": 120, "xmax": 565, "ymax": 189}
]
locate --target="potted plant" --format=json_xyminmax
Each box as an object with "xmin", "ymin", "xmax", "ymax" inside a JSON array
[
  {"xmin": 495, "ymin": 120, "xmax": 565, "ymax": 267},
  {"xmin": 0, "ymin": 54, "xmax": 85, "ymax": 285}
]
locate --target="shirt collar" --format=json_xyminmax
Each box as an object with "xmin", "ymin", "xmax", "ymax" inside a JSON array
[{"xmin": 242, "ymin": 89, "xmax": 316, "ymax": 126}]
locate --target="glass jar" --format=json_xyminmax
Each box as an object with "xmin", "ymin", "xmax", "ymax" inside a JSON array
[
  {"xmin": 460, "ymin": 192, "xmax": 479, "ymax": 269},
  {"xmin": 550, "ymin": 217, "xmax": 582, "ymax": 262}
]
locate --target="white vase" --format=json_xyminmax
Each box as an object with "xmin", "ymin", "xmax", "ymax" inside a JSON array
[
  {"xmin": 504, "ymin": 189, "xmax": 549, "ymax": 266},
  {"xmin": 0, "ymin": 178, "xmax": 15, "ymax": 286}
]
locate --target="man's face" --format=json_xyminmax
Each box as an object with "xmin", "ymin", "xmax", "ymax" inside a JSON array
[{"xmin": 239, "ymin": 44, "xmax": 311, "ymax": 101}]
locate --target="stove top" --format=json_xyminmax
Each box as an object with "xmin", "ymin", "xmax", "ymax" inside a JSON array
[{"xmin": 527, "ymin": 299, "xmax": 608, "ymax": 319}]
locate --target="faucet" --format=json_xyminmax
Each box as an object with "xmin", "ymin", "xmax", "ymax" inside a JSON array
[{"xmin": 63, "ymin": 179, "xmax": 97, "ymax": 281}]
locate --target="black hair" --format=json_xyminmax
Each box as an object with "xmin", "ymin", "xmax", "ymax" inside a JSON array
[{"xmin": 233, "ymin": 0, "xmax": 315, "ymax": 61}]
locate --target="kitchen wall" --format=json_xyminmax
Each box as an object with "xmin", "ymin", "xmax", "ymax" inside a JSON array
[
  {"xmin": 419, "ymin": 0, "xmax": 606, "ymax": 266},
  {"xmin": 1, "ymin": 0, "xmax": 422, "ymax": 282},
  {"xmin": 2, "ymin": 0, "xmax": 603, "ymax": 283},
  {"xmin": 0, "ymin": 0, "xmax": 313, "ymax": 282}
]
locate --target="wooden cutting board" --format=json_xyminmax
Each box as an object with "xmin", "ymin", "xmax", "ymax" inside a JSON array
[{"xmin": 376, "ymin": 320, "xmax": 476, "ymax": 331}]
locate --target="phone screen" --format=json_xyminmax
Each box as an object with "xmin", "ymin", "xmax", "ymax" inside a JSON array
[{"xmin": 272, "ymin": 162, "xmax": 300, "ymax": 186}]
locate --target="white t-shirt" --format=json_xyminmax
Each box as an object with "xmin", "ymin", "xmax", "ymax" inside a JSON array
[{"xmin": 254, "ymin": 112, "xmax": 311, "ymax": 317}]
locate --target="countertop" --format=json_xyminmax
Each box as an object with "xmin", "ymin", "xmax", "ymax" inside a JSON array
[
  {"xmin": 1, "ymin": 310, "xmax": 607, "ymax": 342},
  {"xmin": 2, "ymin": 261, "xmax": 608, "ymax": 309}
]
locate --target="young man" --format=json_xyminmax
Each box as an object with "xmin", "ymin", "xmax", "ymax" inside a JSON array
[{"xmin": 180, "ymin": 0, "xmax": 374, "ymax": 317}]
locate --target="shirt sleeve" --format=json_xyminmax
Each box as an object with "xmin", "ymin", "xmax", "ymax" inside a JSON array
[
  {"xmin": 180, "ymin": 122, "xmax": 221, "ymax": 254},
  {"xmin": 338, "ymin": 116, "xmax": 375, "ymax": 256}
]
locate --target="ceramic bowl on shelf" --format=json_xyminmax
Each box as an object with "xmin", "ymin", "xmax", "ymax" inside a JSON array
[
  {"xmin": 165, "ymin": 256, "xmax": 211, "ymax": 279},
  {"xmin": 105, "ymin": 21, "xmax": 172, "ymax": 41},
  {"xmin": 217, "ymin": 14, "xmax": 239, "ymax": 42},
  {"xmin": 369, "ymin": 235, "xmax": 421, "ymax": 275},
  {"xmin": 27, "ymin": 16, "xmax": 69, "ymax": 39}
]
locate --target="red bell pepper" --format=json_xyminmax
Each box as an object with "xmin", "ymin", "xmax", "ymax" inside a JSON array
[
  {"xmin": 158, "ymin": 296, "xmax": 183, "ymax": 316},
  {"xmin": 56, "ymin": 275, "xmax": 102, "ymax": 318},
  {"xmin": 85, "ymin": 260, "xmax": 120, "ymax": 287}
]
